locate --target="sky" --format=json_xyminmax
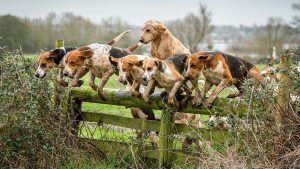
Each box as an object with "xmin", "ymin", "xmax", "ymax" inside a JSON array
[{"xmin": 0, "ymin": 0, "xmax": 299, "ymax": 26}]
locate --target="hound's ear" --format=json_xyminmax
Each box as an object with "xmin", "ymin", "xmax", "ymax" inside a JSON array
[
  {"xmin": 198, "ymin": 55, "xmax": 209, "ymax": 61},
  {"xmin": 157, "ymin": 22, "xmax": 166, "ymax": 34},
  {"xmin": 46, "ymin": 49, "xmax": 60, "ymax": 60},
  {"xmin": 155, "ymin": 60, "xmax": 165, "ymax": 72},
  {"xmin": 39, "ymin": 49, "xmax": 45, "ymax": 54},
  {"xmin": 79, "ymin": 49, "xmax": 94, "ymax": 59},
  {"xmin": 109, "ymin": 56, "xmax": 119, "ymax": 67},
  {"xmin": 181, "ymin": 54, "xmax": 188, "ymax": 64},
  {"xmin": 136, "ymin": 60, "xmax": 143, "ymax": 67},
  {"xmin": 50, "ymin": 48, "xmax": 61, "ymax": 56}
]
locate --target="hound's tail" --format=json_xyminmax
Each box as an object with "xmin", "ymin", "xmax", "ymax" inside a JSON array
[
  {"xmin": 106, "ymin": 30, "xmax": 131, "ymax": 46},
  {"xmin": 126, "ymin": 42, "xmax": 143, "ymax": 52}
]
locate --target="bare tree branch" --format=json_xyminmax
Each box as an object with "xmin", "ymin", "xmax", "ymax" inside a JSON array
[{"xmin": 167, "ymin": 3, "xmax": 214, "ymax": 53}]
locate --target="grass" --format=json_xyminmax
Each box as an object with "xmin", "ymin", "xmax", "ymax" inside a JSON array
[{"xmin": 61, "ymin": 163, "xmax": 118, "ymax": 169}]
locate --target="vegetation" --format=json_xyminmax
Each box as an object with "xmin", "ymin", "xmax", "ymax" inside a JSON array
[
  {"xmin": 0, "ymin": 13, "xmax": 137, "ymax": 53},
  {"xmin": 1, "ymin": 2, "xmax": 300, "ymax": 169},
  {"xmin": 0, "ymin": 48, "xmax": 104, "ymax": 168}
]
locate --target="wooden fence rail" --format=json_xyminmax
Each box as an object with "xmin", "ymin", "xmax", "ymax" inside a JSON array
[
  {"xmin": 70, "ymin": 87, "xmax": 245, "ymax": 168},
  {"xmin": 71, "ymin": 87, "xmax": 247, "ymax": 116}
]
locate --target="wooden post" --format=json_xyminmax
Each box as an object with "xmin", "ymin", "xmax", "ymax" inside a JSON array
[
  {"xmin": 55, "ymin": 39, "xmax": 64, "ymax": 49},
  {"xmin": 275, "ymin": 52, "xmax": 291, "ymax": 132},
  {"xmin": 159, "ymin": 107, "xmax": 175, "ymax": 169},
  {"xmin": 53, "ymin": 40, "xmax": 64, "ymax": 109},
  {"xmin": 70, "ymin": 98, "xmax": 83, "ymax": 135}
]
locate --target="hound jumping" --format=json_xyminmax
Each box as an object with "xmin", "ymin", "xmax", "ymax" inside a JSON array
[
  {"xmin": 35, "ymin": 30, "xmax": 131, "ymax": 87},
  {"xmin": 185, "ymin": 51, "xmax": 263, "ymax": 108}
]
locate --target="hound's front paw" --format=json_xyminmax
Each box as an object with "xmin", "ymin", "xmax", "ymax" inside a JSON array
[
  {"xmin": 160, "ymin": 91, "xmax": 168, "ymax": 98},
  {"xmin": 58, "ymin": 80, "xmax": 68, "ymax": 87},
  {"xmin": 131, "ymin": 91, "xmax": 142, "ymax": 98},
  {"xmin": 97, "ymin": 87, "xmax": 107, "ymax": 101},
  {"xmin": 167, "ymin": 96, "xmax": 177, "ymax": 106},
  {"xmin": 71, "ymin": 80, "xmax": 84, "ymax": 87},
  {"xmin": 226, "ymin": 93, "xmax": 240, "ymax": 98},
  {"xmin": 89, "ymin": 83, "xmax": 97, "ymax": 91},
  {"xmin": 143, "ymin": 95, "xmax": 151, "ymax": 104},
  {"xmin": 77, "ymin": 80, "xmax": 84, "ymax": 87},
  {"xmin": 192, "ymin": 96, "xmax": 203, "ymax": 107},
  {"xmin": 203, "ymin": 100, "xmax": 213, "ymax": 109}
]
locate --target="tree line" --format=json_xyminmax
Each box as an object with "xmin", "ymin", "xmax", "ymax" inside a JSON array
[
  {"xmin": 0, "ymin": 2, "xmax": 299, "ymax": 59},
  {"xmin": 0, "ymin": 13, "xmax": 134, "ymax": 53}
]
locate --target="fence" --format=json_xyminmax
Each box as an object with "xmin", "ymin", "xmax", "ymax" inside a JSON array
[{"xmin": 70, "ymin": 87, "xmax": 248, "ymax": 168}]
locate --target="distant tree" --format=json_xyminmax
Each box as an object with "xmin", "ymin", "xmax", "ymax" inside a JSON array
[
  {"xmin": 168, "ymin": 3, "xmax": 214, "ymax": 53},
  {"xmin": 0, "ymin": 13, "xmax": 142, "ymax": 53},
  {"xmin": 254, "ymin": 17, "xmax": 291, "ymax": 58},
  {"xmin": 99, "ymin": 17, "xmax": 132, "ymax": 47},
  {"xmin": 291, "ymin": 2, "xmax": 300, "ymax": 43},
  {"xmin": 292, "ymin": 2, "xmax": 300, "ymax": 32},
  {"xmin": 58, "ymin": 12, "xmax": 99, "ymax": 47},
  {"xmin": 0, "ymin": 15, "xmax": 32, "ymax": 52}
]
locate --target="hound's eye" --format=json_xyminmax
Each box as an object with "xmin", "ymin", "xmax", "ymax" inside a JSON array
[
  {"xmin": 41, "ymin": 63, "xmax": 46, "ymax": 67},
  {"xmin": 122, "ymin": 68, "xmax": 127, "ymax": 72},
  {"xmin": 70, "ymin": 61, "xmax": 75, "ymax": 65},
  {"xmin": 146, "ymin": 29, "xmax": 150, "ymax": 33},
  {"xmin": 190, "ymin": 64, "xmax": 196, "ymax": 68},
  {"xmin": 147, "ymin": 67, "xmax": 152, "ymax": 71}
]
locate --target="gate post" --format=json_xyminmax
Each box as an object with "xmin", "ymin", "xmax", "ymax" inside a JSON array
[
  {"xmin": 53, "ymin": 40, "xmax": 64, "ymax": 108},
  {"xmin": 70, "ymin": 97, "xmax": 83, "ymax": 135},
  {"xmin": 159, "ymin": 107, "xmax": 175, "ymax": 169},
  {"xmin": 275, "ymin": 51, "xmax": 291, "ymax": 132}
]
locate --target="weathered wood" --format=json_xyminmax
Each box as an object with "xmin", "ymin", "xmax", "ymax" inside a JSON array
[
  {"xmin": 71, "ymin": 98, "xmax": 83, "ymax": 135},
  {"xmin": 276, "ymin": 52, "xmax": 291, "ymax": 132},
  {"xmin": 159, "ymin": 108, "xmax": 175, "ymax": 169},
  {"xmin": 81, "ymin": 111, "xmax": 231, "ymax": 142},
  {"xmin": 85, "ymin": 138, "xmax": 159, "ymax": 159},
  {"xmin": 53, "ymin": 40, "xmax": 64, "ymax": 109},
  {"xmin": 71, "ymin": 86, "xmax": 247, "ymax": 116},
  {"xmin": 55, "ymin": 39, "xmax": 64, "ymax": 48},
  {"xmin": 83, "ymin": 138, "xmax": 197, "ymax": 163},
  {"xmin": 82, "ymin": 111, "xmax": 160, "ymax": 132}
]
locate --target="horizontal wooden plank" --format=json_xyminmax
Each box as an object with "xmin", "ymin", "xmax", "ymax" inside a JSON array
[
  {"xmin": 82, "ymin": 111, "xmax": 231, "ymax": 142},
  {"xmin": 71, "ymin": 86, "xmax": 247, "ymax": 116},
  {"xmin": 82, "ymin": 111, "xmax": 161, "ymax": 132},
  {"xmin": 81, "ymin": 138, "xmax": 197, "ymax": 162}
]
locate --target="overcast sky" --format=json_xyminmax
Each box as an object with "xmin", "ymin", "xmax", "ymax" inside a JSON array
[{"xmin": 0, "ymin": 0, "xmax": 299, "ymax": 26}]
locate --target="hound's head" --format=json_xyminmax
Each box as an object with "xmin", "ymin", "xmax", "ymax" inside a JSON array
[
  {"xmin": 35, "ymin": 48, "xmax": 64, "ymax": 78},
  {"xmin": 110, "ymin": 55, "xmax": 143, "ymax": 84},
  {"xmin": 185, "ymin": 52, "xmax": 214, "ymax": 79},
  {"xmin": 142, "ymin": 57, "xmax": 164, "ymax": 81},
  {"xmin": 139, "ymin": 20, "xmax": 166, "ymax": 44},
  {"xmin": 63, "ymin": 47, "xmax": 93, "ymax": 78}
]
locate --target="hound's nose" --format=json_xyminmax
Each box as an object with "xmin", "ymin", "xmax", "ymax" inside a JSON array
[
  {"xmin": 139, "ymin": 39, "xmax": 144, "ymax": 43},
  {"xmin": 118, "ymin": 78, "xmax": 124, "ymax": 83},
  {"xmin": 184, "ymin": 73, "xmax": 190, "ymax": 79},
  {"xmin": 63, "ymin": 71, "xmax": 68, "ymax": 76},
  {"xmin": 35, "ymin": 73, "xmax": 39, "ymax": 78},
  {"xmin": 142, "ymin": 77, "xmax": 147, "ymax": 81}
]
